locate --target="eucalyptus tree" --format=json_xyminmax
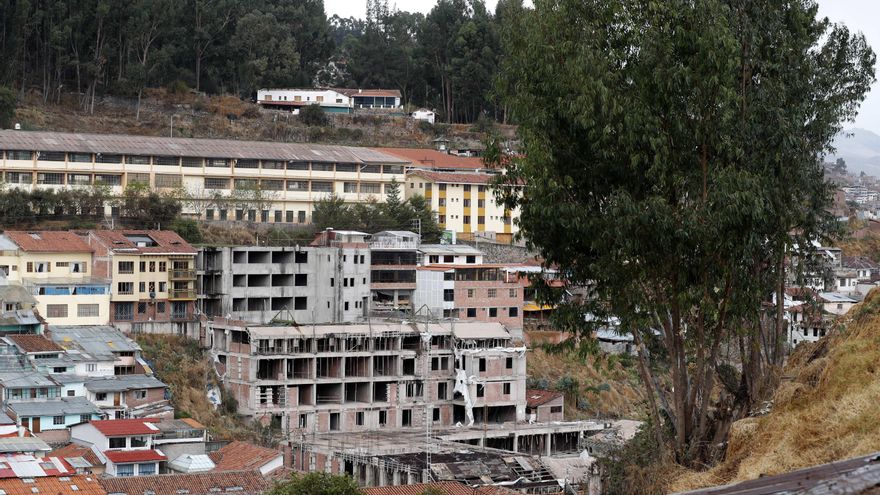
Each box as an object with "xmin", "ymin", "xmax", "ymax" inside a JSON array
[{"xmin": 492, "ymin": 0, "xmax": 875, "ymax": 464}]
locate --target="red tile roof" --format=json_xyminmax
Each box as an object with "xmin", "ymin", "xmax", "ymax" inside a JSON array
[
  {"xmin": 49, "ymin": 443, "xmax": 101, "ymax": 467},
  {"xmin": 408, "ymin": 170, "xmax": 497, "ymax": 185},
  {"xmin": 89, "ymin": 419, "xmax": 160, "ymax": 436},
  {"xmin": 0, "ymin": 475, "xmax": 105, "ymax": 495},
  {"xmin": 364, "ymin": 482, "xmax": 520, "ymax": 495},
  {"xmin": 3, "ymin": 231, "xmax": 92, "ymax": 252},
  {"xmin": 526, "ymin": 389, "xmax": 564, "ymax": 407},
  {"xmin": 99, "ymin": 470, "xmax": 269, "ymax": 495},
  {"xmin": 208, "ymin": 441, "xmax": 282, "ymax": 473},
  {"xmin": 89, "ymin": 230, "xmax": 197, "ymax": 255},
  {"xmin": 376, "ymin": 148, "xmax": 485, "ymax": 170},
  {"xmin": 104, "ymin": 449, "xmax": 165, "ymax": 463},
  {"xmin": 6, "ymin": 334, "xmax": 63, "ymax": 353},
  {"xmin": 338, "ymin": 88, "xmax": 402, "ymax": 98}
]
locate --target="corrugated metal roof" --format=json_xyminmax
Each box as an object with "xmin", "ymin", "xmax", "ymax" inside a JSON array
[
  {"xmin": 0, "ymin": 130, "xmax": 407, "ymax": 164},
  {"xmin": 7, "ymin": 397, "xmax": 100, "ymax": 417},
  {"xmin": 84, "ymin": 374, "xmax": 165, "ymax": 393},
  {"xmin": 0, "ymin": 437, "xmax": 51, "ymax": 454}
]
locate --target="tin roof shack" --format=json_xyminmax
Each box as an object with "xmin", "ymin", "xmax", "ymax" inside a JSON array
[
  {"xmin": 151, "ymin": 419, "xmax": 208, "ymax": 462},
  {"xmin": 48, "ymin": 326, "xmax": 143, "ymax": 377},
  {"xmin": 525, "ymin": 390, "xmax": 564, "ymax": 423},
  {"xmin": 84, "ymin": 375, "xmax": 171, "ymax": 420},
  {"xmin": 86, "ymin": 230, "xmax": 198, "ymax": 337}
]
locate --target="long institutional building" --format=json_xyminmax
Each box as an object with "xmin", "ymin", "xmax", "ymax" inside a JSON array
[{"xmin": 0, "ymin": 131, "xmax": 519, "ymax": 242}]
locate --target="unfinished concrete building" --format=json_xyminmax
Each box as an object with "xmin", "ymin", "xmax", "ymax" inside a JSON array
[
  {"xmin": 369, "ymin": 231, "xmax": 420, "ymax": 315},
  {"xmin": 197, "ymin": 245, "xmax": 371, "ymax": 324},
  {"xmin": 209, "ymin": 318, "xmax": 528, "ymax": 434}
]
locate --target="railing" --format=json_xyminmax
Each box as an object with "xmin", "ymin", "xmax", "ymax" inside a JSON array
[
  {"xmin": 369, "ymin": 239, "xmax": 419, "ymax": 250},
  {"xmin": 170, "ymin": 269, "xmax": 196, "ymax": 280},
  {"xmin": 168, "ymin": 288, "xmax": 197, "ymax": 300}
]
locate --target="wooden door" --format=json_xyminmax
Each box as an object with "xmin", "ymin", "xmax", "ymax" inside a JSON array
[
  {"xmin": 114, "ymin": 393, "xmax": 121, "ymax": 406},
  {"xmin": 32, "ymin": 417, "xmax": 40, "ymax": 433}
]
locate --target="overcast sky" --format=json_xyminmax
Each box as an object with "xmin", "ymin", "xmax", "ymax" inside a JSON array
[{"xmin": 324, "ymin": 0, "xmax": 880, "ymax": 134}]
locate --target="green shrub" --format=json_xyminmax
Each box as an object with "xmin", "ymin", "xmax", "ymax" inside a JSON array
[{"xmin": 299, "ymin": 105, "xmax": 328, "ymax": 126}]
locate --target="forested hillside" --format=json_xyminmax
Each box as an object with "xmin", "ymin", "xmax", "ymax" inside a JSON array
[{"xmin": 0, "ymin": 0, "xmax": 521, "ymax": 123}]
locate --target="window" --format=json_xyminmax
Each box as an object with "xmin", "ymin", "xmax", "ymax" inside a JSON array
[
  {"xmin": 311, "ymin": 181, "xmax": 333, "ymax": 192},
  {"xmin": 115, "ymin": 302, "xmax": 134, "ymax": 320},
  {"xmin": 379, "ymin": 410, "xmax": 387, "ymax": 426},
  {"xmin": 7, "ymin": 150, "xmax": 33, "ymax": 160},
  {"xmin": 550, "ymin": 406, "xmax": 563, "ymax": 414},
  {"xmin": 506, "ymin": 357, "xmax": 513, "ymax": 369},
  {"xmin": 38, "ymin": 151, "xmax": 66, "ymax": 161},
  {"xmin": 312, "ymin": 162, "xmax": 334, "ymax": 172},
  {"xmin": 466, "ymin": 255, "xmax": 476, "ymax": 264},
  {"xmin": 117, "ymin": 282, "xmax": 133, "ymax": 295},
  {"xmin": 80, "ymin": 414, "xmax": 91, "ymax": 423},
  {"xmin": 432, "ymin": 408, "xmax": 441, "ymax": 422},
  {"xmin": 337, "ymin": 163, "xmax": 357, "ymax": 173},
  {"xmin": 204, "ymin": 177, "xmax": 230, "ymax": 189},
  {"xmin": 116, "ymin": 464, "xmax": 134, "ymax": 477},
  {"xmin": 154, "ymin": 174, "xmax": 182, "ymax": 188},
  {"xmin": 295, "ymin": 274, "xmax": 307, "ymax": 286},
  {"xmin": 78, "ymin": 304, "xmax": 99, "ymax": 317},
  {"xmin": 360, "ymin": 183, "xmax": 381, "ymax": 194},
  {"xmin": 288, "ymin": 161, "xmax": 309, "ymax": 171},
  {"xmin": 476, "ymin": 385, "xmax": 485, "ymax": 398},
  {"xmin": 53, "ymin": 416, "xmax": 64, "ymax": 425},
  {"xmin": 383, "ymin": 165, "xmax": 403, "ymax": 174},
  {"xmin": 463, "ymin": 216, "xmax": 471, "ymax": 224},
  {"xmin": 6, "ymin": 172, "xmax": 32, "ymax": 184},
  {"xmin": 466, "ymin": 308, "xmax": 476, "ymax": 317},
  {"xmin": 478, "ymin": 199, "xmax": 485, "ymax": 208},
  {"xmin": 138, "ymin": 463, "xmax": 156, "ymax": 475},
  {"xmin": 294, "ymin": 297, "xmax": 307, "ymax": 310},
  {"xmin": 95, "ymin": 392, "xmax": 107, "ymax": 401},
  {"xmin": 206, "ymin": 158, "xmax": 229, "ymax": 168},
  {"xmin": 158, "ymin": 262, "xmax": 167, "ymax": 272},
  {"xmin": 509, "ymin": 307, "xmax": 519, "ymax": 317},
  {"xmin": 87, "ymin": 364, "xmax": 97, "ymax": 372},
  {"xmin": 298, "ymin": 211, "xmax": 306, "ymax": 223},
  {"xmin": 47, "ymin": 304, "xmax": 68, "ymax": 318},
  {"xmin": 118, "ymin": 261, "xmax": 134, "ymax": 274},
  {"xmin": 356, "ymin": 411, "xmax": 364, "ymax": 426},
  {"xmin": 37, "ymin": 172, "xmax": 64, "ymax": 184},
  {"xmin": 402, "ymin": 409, "xmax": 412, "ymax": 427},
  {"xmin": 95, "ymin": 174, "xmax": 121, "ymax": 186},
  {"xmin": 262, "ymin": 179, "xmax": 283, "ymax": 191},
  {"xmin": 489, "ymin": 308, "xmax": 498, "ymax": 317},
  {"xmin": 467, "ymin": 289, "xmax": 475, "ymax": 298},
  {"xmin": 344, "ymin": 182, "xmax": 358, "ymax": 193},
  {"xmin": 236, "ymin": 159, "xmax": 259, "ymax": 169},
  {"xmin": 157, "ymin": 302, "xmax": 165, "ymax": 313},
  {"xmin": 509, "ymin": 289, "xmax": 517, "ymax": 298},
  {"xmin": 109, "ymin": 437, "xmax": 126, "ymax": 449},
  {"xmin": 329, "ymin": 412, "xmax": 340, "ymax": 431},
  {"xmin": 234, "ymin": 178, "xmax": 257, "ymax": 189},
  {"xmin": 154, "ymin": 155, "xmax": 179, "ymax": 166},
  {"xmin": 137, "ymin": 302, "xmax": 147, "ymax": 314},
  {"xmin": 503, "ymin": 382, "xmax": 511, "ymax": 395},
  {"xmin": 463, "ymin": 199, "xmax": 471, "ymax": 207},
  {"xmin": 181, "ymin": 157, "xmax": 203, "ymax": 167},
  {"xmin": 488, "ymin": 288, "xmax": 497, "ymax": 298},
  {"xmin": 128, "ymin": 173, "xmax": 150, "ymax": 185},
  {"xmin": 443, "ymin": 289, "xmax": 454, "ymax": 302},
  {"xmin": 362, "ymin": 164, "xmax": 381, "ymax": 174},
  {"xmin": 478, "ymin": 216, "xmax": 485, "ymax": 224},
  {"xmin": 68, "ymin": 173, "xmax": 92, "ymax": 185},
  {"xmin": 130, "ymin": 436, "xmax": 148, "ymax": 447},
  {"xmin": 287, "ymin": 180, "xmax": 309, "ymax": 191},
  {"xmin": 438, "ymin": 382, "xmax": 447, "ymax": 400}
]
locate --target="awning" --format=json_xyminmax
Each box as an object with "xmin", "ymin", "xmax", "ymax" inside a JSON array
[{"xmin": 523, "ymin": 303, "xmax": 555, "ymax": 312}]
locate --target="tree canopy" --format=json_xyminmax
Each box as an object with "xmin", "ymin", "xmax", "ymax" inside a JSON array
[
  {"xmin": 266, "ymin": 472, "xmax": 361, "ymax": 495},
  {"xmin": 492, "ymin": 0, "xmax": 875, "ymax": 466},
  {"xmin": 0, "ymin": 0, "xmax": 511, "ymax": 122}
]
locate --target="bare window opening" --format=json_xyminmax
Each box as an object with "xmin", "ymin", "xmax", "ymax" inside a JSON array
[
  {"xmin": 294, "ymin": 297, "xmax": 307, "ymax": 310},
  {"xmin": 272, "ymin": 251, "xmax": 293, "ymax": 264},
  {"xmin": 479, "ymin": 358, "xmax": 486, "ymax": 372},
  {"xmin": 356, "ymin": 412, "xmax": 365, "ymax": 426},
  {"xmin": 379, "ymin": 410, "xmax": 387, "ymax": 426},
  {"xmin": 295, "ymin": 251, "xmax": 308, "ymax": 263},
  {"xmin": 295, "ymin": 274, "xmax": 307, "ymax": 286},
  {"xmin": 432, "ymin": 408, "xmax": 440, "ymax": 422},
  {"xmin": 402, "ymin": 358, "xmax": 415, "ymax": 375},
  {"xmin": 330, "ymin": 413, "xmax": 340, "ymax": 431},
  {"xmin": 402, "ymin": 409, "xmax": 412, "ymax": 427}
]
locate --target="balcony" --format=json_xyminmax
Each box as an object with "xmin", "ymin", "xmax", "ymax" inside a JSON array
[
  {"xmin": 168, "ymin": 288, "xmax": 197, "ymax": 300},
  {"xmin": 169, "ymin": 269, "xmax": 196, "ymax": 280}
]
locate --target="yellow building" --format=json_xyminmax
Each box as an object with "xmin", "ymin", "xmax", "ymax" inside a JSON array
[
  {"xmin": 86, "ymin": 230, "xmax": 197, "ymax": 335},
  {"xmin": 0, "ymin": 130, "xmax": 408, "ymax": 223},
  {"xmin": 0, "ymin": 231, "xmax": 109, "ymax": 325},
  {"xmin": 405, "ymin": 170, "xmax": 518, "ymax": 244}
]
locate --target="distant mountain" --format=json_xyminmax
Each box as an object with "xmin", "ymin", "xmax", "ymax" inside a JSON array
[{"xmin": 829, "ymin": 128, "xmax": 880, "ymax": 176}]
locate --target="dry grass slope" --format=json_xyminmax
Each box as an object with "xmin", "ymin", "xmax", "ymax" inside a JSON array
[{"xmin": 670, "ymin": 289, "xmax": 880, "ymax": 492}]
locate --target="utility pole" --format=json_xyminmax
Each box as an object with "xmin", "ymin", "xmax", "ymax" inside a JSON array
[{"xmin": 170, "ymin": 115, "xmax": 175, "ymax": 137}]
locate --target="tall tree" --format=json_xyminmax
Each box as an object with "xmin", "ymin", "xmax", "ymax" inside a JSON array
[{"xmin": 492, "ymin": 0, "xmax": 875, "ymax": 465}]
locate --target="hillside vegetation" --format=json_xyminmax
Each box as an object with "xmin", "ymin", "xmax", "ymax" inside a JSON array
[
  {"xmin": 12, "ymin": 91, "xmax": 514, "ymax": 149},
  {"xmin": 669, "ymin": 289, "xmax": 880, "ymax": 491}
]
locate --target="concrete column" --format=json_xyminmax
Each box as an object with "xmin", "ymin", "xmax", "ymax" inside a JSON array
[
  {"xmin": 378, "ymin": 465, "xmax": 388, "ymax": 486},
  {"xmin": 365, "ymin": 465, "xmax": 375, "ymax": 486},
  {"xmin": 407, "ymin": 470, "xmax": 415, "ymax": 484},
  {"xmin": 546, "ymin": 433, "xmax": 552, "ymax": 456},
  {"xmin": 513, "ymin": 434, "xmax": 519, "ymax": 453},
  {"xmin": 392, "ymin": 469, "xmax": 401, "ymax": 485}
]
